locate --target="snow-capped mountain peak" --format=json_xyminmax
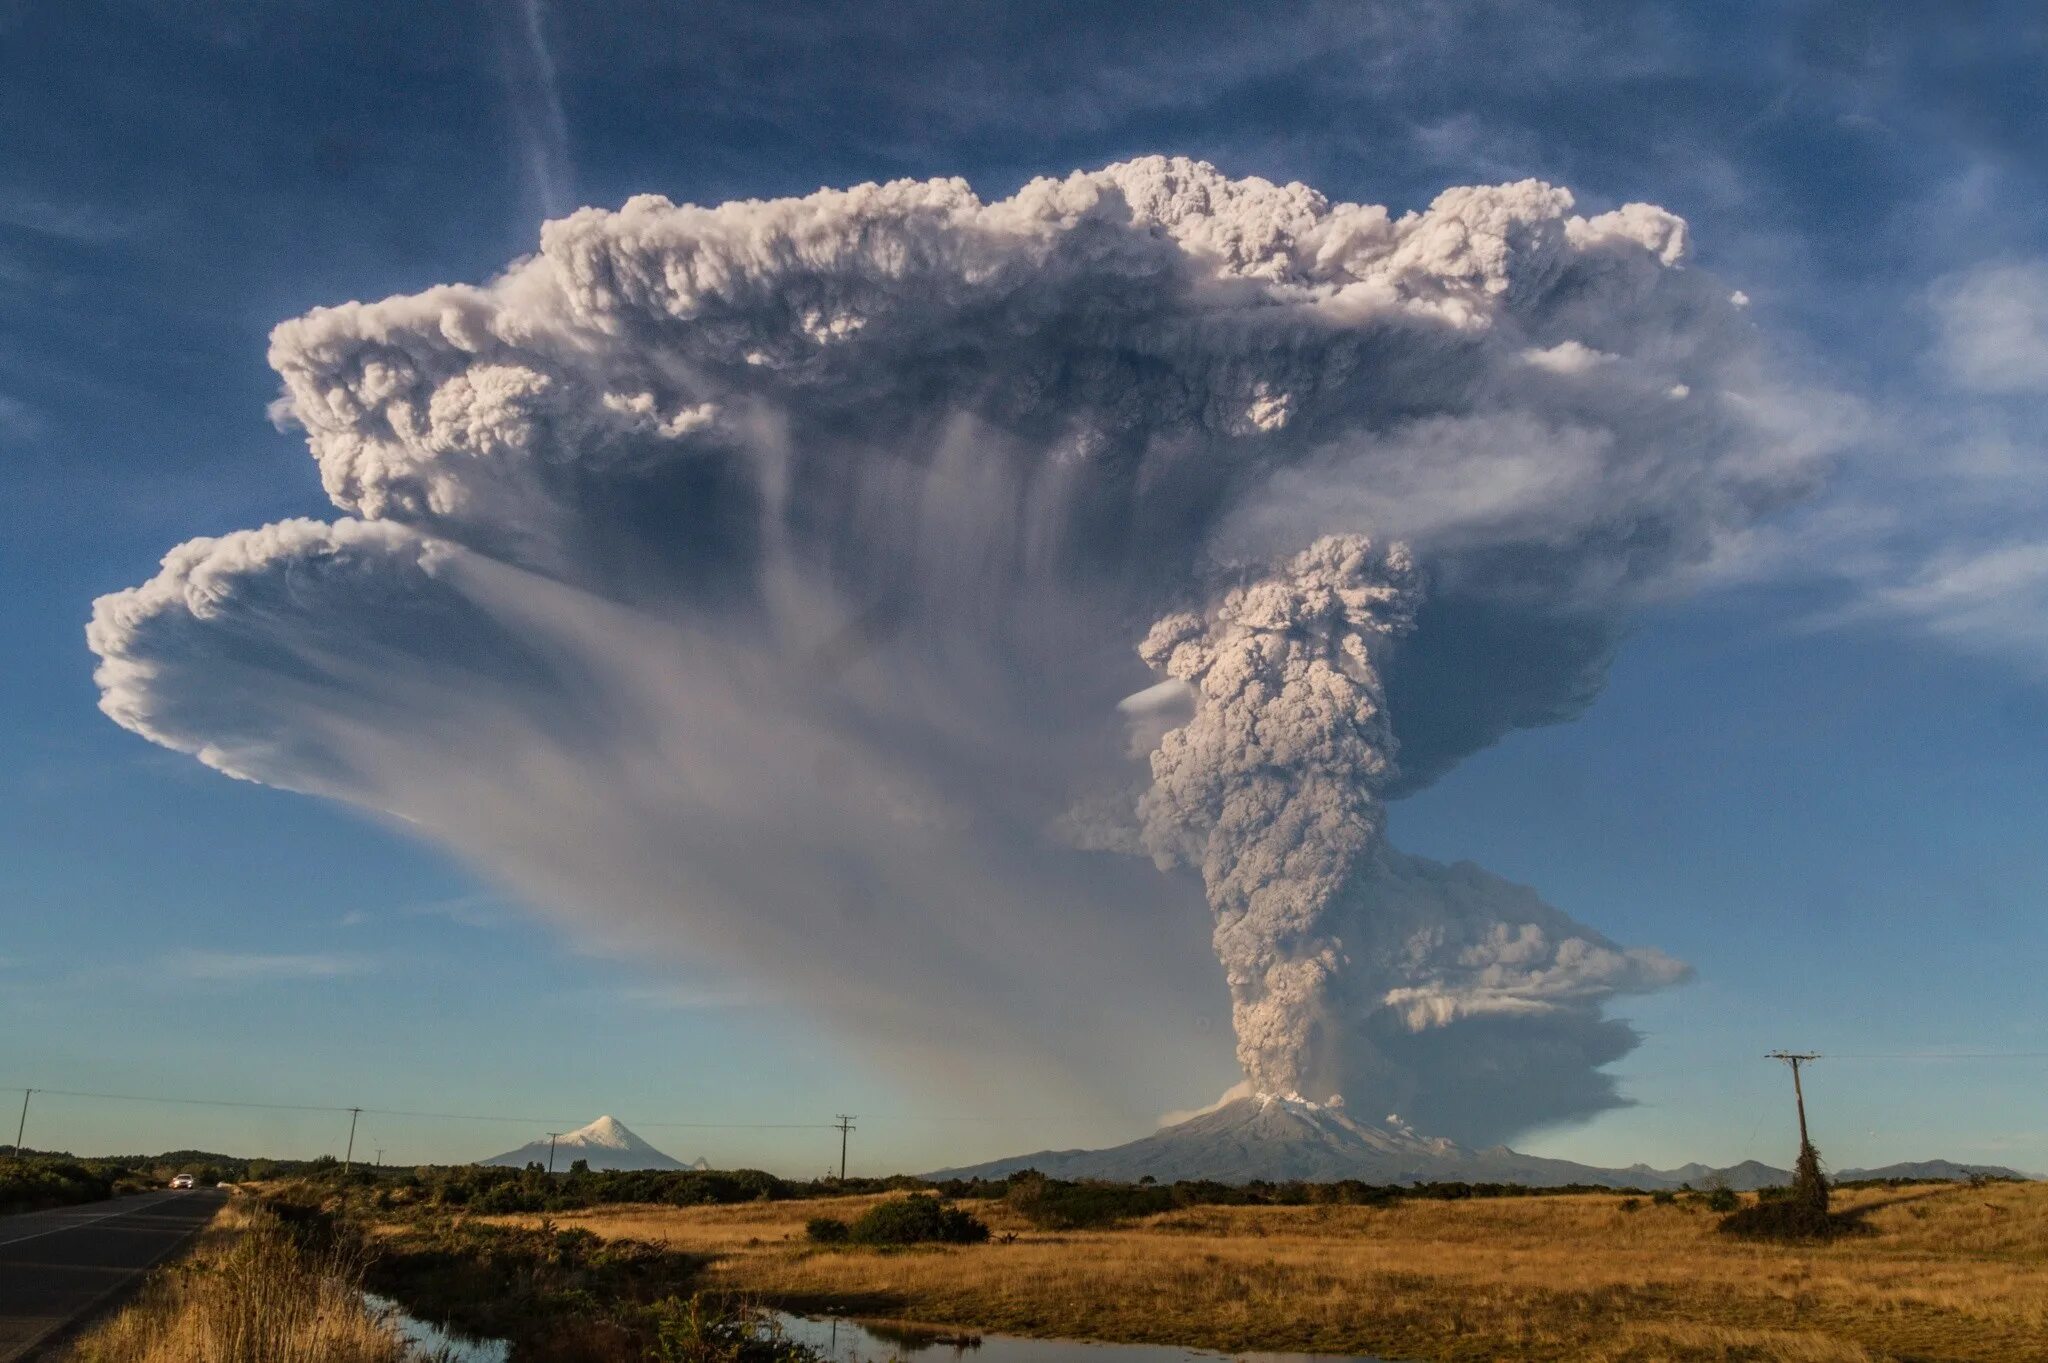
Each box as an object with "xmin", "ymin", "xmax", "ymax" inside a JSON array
[
  {"xmin": 480, "ymin": 1115, "xmax": 701, "ymax": 1171},
  {"xmin": 564, "ymin": 1115, "xmax": 635, "ymax": 1150}
]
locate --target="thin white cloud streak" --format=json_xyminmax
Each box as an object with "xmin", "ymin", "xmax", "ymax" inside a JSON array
[
  {"xmin": 1829, "ymin": 543, "xmax": 2048, "ymax": 675},
  {"xmin": 1722, "ymin": 256, "xmax": 2048, "ymax": 674},
  {"xmin": 164, "ymin": 950, "xmax": 375, "ymax": 982},
  {"xmin": 510, "ymin": 0, "xmax": 573, "ymax": 219},
  {"xmin": 1934, "ymin": 261, "xmax": 2048, "ymax": 395},
  {"xmin": 616, "ymin": 981, "xmax": 777, "ymax": 1011}
]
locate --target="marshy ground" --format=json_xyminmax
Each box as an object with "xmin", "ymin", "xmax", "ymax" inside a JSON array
[{"xmin": 474, "ymin": 1181, "xmax": 2048, "ymax": 1362}]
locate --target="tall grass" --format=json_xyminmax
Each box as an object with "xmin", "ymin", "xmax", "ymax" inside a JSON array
[{"xmin": 65, "ymin": 1200, "xmax": 402, "ymax": 1363}]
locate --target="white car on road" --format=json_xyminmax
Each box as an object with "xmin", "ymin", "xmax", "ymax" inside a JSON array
[{"xmin": 169, "ymin": 1174, "xmax": 195, "ymax": 1189}]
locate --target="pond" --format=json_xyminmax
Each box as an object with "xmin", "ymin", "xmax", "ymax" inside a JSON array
[
  {"xmin": 365, "ymin": 1292, "xmax": 511, "ymax": 1363},
  {"xmin": 362, "ymin": 1296, "xmax": 1392, "ymax": 1363},
  {"xmin": 768, "ymin": 1311, "xmax": 1392, "ymax": 1363}
]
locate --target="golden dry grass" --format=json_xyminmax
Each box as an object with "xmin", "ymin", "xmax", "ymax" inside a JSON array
[
  {"xmin": 483, "ymin": 1181, "xmax": 2048, "ymax": 1362},
  {"xmin": 64, "ymin": 1198, "xmax": 404, "ymax": 1363}
]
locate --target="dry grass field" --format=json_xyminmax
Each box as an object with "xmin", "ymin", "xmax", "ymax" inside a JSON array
[
  {"xmin": 66, "ymin": 1199, "xmax": 402, "ymax": 1363},
  {"xmin": 484, "ymin": 1181, "xmax": 2048, "ymax": 1363}
]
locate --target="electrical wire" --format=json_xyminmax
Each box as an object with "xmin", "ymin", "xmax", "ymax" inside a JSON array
[{"xmin": 5, "ymin": 1086, "xmax": 838, "ymax": 1129}]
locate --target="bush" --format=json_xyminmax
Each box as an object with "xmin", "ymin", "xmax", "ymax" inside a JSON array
[
  {"xmin": 0, "ymin": 1159, "xmax": 116, "ymax": 1216},
  {"xmin": 1005, "ymin": 1171, "xmax": 1174, "ymax": 1229},
  {"xmin": 846, "ymin": 1195, "xmax": 989, "ymax": 1246},
  {"xmin": 1704, "ymin": 1186, "xmax": 1739, "ymax": 1213},
  {"xmin": 1651, "ymin": 1189, "xmax": 1676, "ymax": 1206},
  {"xmin": 1720, "ymin": 1140, "xmax": 1857, "ymax": 1241},
  {"xmin": 804, "ymin": 1216, "xmax": 850, "ymax": 1244}
]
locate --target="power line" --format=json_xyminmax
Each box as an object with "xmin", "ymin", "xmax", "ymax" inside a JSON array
[
  {"xmin": 1821, "ymin": 1052, "xmax": 2048, "ymax": 1060},
  {"xmin": 23, "ymin": 1088, "xmax": 348, "ymax": 1114},
  {"xmin": 2, "ymin": 1085, "xmax": 841, "ymax": 1132},
  {"xmin": 362, "ymin": 1107, "xmax": 834, "ymax": 1130}
]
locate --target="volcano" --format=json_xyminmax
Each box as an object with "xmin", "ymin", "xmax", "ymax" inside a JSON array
[
  {"xmin": 480, "ymin": 1115, "xmax": 704, "ymax": 1172},
  {"xmin": 930, "ymin": 1094, "xmax": 1777, "ymax": 1188}
]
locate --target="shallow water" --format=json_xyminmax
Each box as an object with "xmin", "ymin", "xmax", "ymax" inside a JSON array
[
  {"xmin": 364, "ymin": 1292, "xmax": 511, "ymax": 1363},
  {"xmin": 360, "ymin": 1295, "xmax": 1387, "ymax": 1363},
  {"xmin": 768, "ymin": 1311, "xmax": 1389, "ymax": 1363}
]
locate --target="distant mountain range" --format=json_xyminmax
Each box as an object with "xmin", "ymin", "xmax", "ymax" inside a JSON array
[
  {"xmin": 929, "ymin": 1094, "xmax": 2034, "ymax": 1189},
  {"xmin": 480, "ymin": 1115, "xmax": 705, "ymax": 1172},
  {"xmin": 1835, "ymin": 1159, "xmax": 2034, "ymax": 1183}
]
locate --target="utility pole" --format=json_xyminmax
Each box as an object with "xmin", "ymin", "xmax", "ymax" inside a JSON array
[
  {"xmin": 374, "ymin": 1149, "xmax": 385, "ymax": 1168},
  {"xmin": 342, "ymin": 1107, "xmax": 362, "ymax": 1174},
  {"xmin": 11, "ymin": 1089, "xmax": 32, "ymax": 1161},
  {"xmin": 1766, "ymin": 1052, "xmax": 1820, "ymax": 1148},
  {"xmin": 833, "ymin": 1115, "xmax": 856, "ymax": 1181},
  {"xmin": 546, "ymin": 1133, "xmax": 561, "ymax": 1175}
]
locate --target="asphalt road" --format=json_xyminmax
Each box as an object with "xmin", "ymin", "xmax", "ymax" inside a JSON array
[{"xmin": 0, "ymin": 1188, "xmax": 226, "ymax": 1362}]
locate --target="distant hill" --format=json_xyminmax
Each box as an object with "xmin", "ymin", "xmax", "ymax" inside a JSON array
[
  {"xmin": 1837, "ymin": 1159, "xmax": 2036, "ymax": 1182},
  {"xmin": 930, "ymin": 1094, "xmax": 2034, "ymax": 1190},
  {"xmin": 480, "ymin": 1116, "xmax": 704, "ymax": 1172}
]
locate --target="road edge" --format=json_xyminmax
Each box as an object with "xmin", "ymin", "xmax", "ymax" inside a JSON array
[{"xmin": 13, "ymin": 1191, "xmax": 229, "ymax": 1363}]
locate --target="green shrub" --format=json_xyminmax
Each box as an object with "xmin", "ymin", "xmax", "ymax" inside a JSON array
[
  {"xmin": 1704, "ymin": 1186, "xmax": 1739, "ymax": 1213},
  {"xmin": 846, "ymin": 1195, "xmax": 988, "ymax": 1245},
  {"xmin": 1005, "ymin": 1171, "xmax": 1174, "ymax": 1229},
  {"xmin": 804, "ymin": 1216, "xmax": 850, "ymax": 1244},
  {"xmin": 0, "ymin": 1159, "xmax": 116, "ymax": 1215},
  {"xmin": 1651, "ymin": 1189, "xmax": 1677, "ymax": 1205}
]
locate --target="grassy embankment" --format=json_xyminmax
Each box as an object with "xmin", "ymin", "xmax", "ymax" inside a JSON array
[
  {"xmin": 62, "ymin": 1198, "xmax": 402, "ymax": 1363},
  {"xmin": 477, "ymin": 1181, "xmax": 2048, "ymax": 1363}
]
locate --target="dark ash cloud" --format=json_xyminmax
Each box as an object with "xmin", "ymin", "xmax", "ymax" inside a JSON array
[{"xmin": 91, "ymin": 158, "xmax": 1825, "ymax": 1137}]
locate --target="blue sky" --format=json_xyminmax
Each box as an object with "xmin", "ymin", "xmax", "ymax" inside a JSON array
[{"xmin": 4, "ymin": 0, "xmax": 2045, "ymax": 1176}]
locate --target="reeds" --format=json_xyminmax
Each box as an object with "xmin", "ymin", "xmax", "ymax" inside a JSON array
[{"xmin": 65, "ymin": 1200, "xmax": 403, "ymax": 1363}]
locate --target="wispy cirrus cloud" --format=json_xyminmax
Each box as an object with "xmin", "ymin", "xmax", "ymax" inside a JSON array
[
  {"xmin": 615, "ymin": 981, "xmax": 778, "ymax": 1011},
  {"xmin": 1933, "ymin": 261, "xmax": 2048, "ymax": 396},
  {"xmin": 164, "ymin": 950, "xmax": 375, "ymax": 982},
  {"xmin": 338, "ymin": 893, "xmax": 507, "ymax": 931}
]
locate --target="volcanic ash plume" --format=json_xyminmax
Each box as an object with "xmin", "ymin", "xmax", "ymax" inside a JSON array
[
  {"xmin": 1138, "ymin": 536, "xmax": 1419, "ymax": 1099},
  {"xmin": 87, "ymin": 158, "xmax": 1831, "ymax": 1135}
]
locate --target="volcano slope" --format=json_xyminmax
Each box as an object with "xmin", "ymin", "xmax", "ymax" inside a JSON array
[{"xmin": 928, "ymin": 1094, "xmax": 1796, "ymax": 1189}]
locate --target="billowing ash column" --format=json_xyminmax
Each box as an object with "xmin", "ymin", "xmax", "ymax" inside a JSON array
[{"xmin": 1137, "ymin": 535, "xmax": 1420, "ymax": 1099}]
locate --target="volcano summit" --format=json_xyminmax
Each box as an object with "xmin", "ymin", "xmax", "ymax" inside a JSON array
[{"xmin": 481, "ymin": 1115, "xmax": 703, "ymax": 1172}]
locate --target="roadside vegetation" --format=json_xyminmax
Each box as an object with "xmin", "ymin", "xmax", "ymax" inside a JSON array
[
  {"xmin": 62, "ymin": 1199, "xmax": 402, "ymax": 1363},
  {"xmin": 0, "ymin": 1157, "xmax": 135, "ymax": 1215},
  {"xmin": 6, "ymin": 1143, "xmax": 329, "ymax": 1187},
  {"xmin": 0, "ymin": 1144, "xmax": 313, "ymax": 1213},
  {"xmin": 261, "ymin": 1182, "xmax": 829, "ymax": 1363}
]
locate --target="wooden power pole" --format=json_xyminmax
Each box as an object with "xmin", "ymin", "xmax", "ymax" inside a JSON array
[
  {"xmin": 1766, "ymin": 1051, "xmax": 1820, "ymax": 1147},
  {"xmin": 11, "ymin": 1089, "xmax": 32, "ymax": 1162},
  {"xmin": 833, "ymin": 1115, "xmax": 856, "ymax": 1181}
]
